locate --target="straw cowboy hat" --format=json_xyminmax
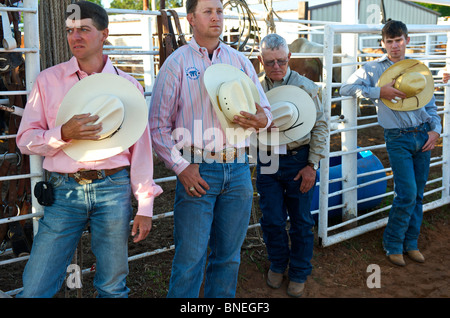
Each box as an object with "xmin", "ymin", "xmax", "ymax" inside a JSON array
[
  {"xmin": 55, "ymin": 73, "xmax": 148, "ymax": 162},
  {"xmin": 257, "ymin": 85, "xmax": 316, "ymax": 146},
  {"xmin": 377, "ymin": 59, "xmax": 434, "ymax": 111},
  {"xmin": 204, "ymin": 64, "xmax": 259, "ymax": 144}
]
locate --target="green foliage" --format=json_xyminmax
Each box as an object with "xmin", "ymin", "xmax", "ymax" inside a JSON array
[
  {"xmin": 85, "ymin": 0, "xmax": 103, "ymax": 6},
  {"xmin": 416, "ymin": 2, "xmax": 450, "ymax": 16},
  {"xmin": 110, "ymin": 0, "xmax": 143, "ymax": 10},
  {"xmin": 109, "ymin": 0, "xmax": 183, "ymax": 10}
]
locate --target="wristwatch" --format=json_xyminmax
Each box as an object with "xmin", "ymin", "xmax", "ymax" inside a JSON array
[{"xmin": 308, "ymin": 162, "xmax": 318, "ymax": 171}]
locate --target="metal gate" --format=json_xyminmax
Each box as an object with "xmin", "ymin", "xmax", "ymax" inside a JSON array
[{"xmin": 1, "ymin": 1, "xmax": 450, "ymax": 296}]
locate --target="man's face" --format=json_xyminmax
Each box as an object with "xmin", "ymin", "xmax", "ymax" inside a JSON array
[
  {"xmin": 259, "ymin": 48, "xmax": 290, "ymax": 82},
  {"xmin": 66, "ymin": 18, "xmax": 108, "ymax": 61},
  {"xmin": 187, "ymin": 0, "xmax": 223, "ymax": 40},
  {"xmin": 381, "ymin": 34, "xmax": 410, "ymax": 63}
]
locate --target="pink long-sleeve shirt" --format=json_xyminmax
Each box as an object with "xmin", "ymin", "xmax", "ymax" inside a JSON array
[
  {"xmin": 16, "ymin": 55, "xmax": 162, "ymax": 217},
  {"xmin": 149, "ymin": 37, "xmax": 272, "ymax": 175}
]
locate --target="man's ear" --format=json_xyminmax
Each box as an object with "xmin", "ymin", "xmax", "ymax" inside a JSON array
[
  {"xmin": 102, "ymin": 28, "xmax": 109, "ymax": 43},
  {"xmin": 187, "ymin": 13, "xmax": 194, "ymax": 27}
]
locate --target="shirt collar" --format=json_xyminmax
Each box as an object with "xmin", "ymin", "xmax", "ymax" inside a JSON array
[
  {"xmin": 66, "ymin": 55, "xmax": 117, "ymax": 79},
  {"xmin": 377, "ymin": 54, "xmax": 411, "ymax": 64},
  {"xmin": 377, "ymin": 54, "xmax": 392, "ymax": 64},
  {"xmin": 282, "ymin": 67, "xmax": 292, "ymax": 82},
  {"xmin": 263, "ymin": 66, "xmax": 292, "ymax": 87},
  {"xmin": 189, "ymin": 36, "xmax": 223, "ymax": 58}
]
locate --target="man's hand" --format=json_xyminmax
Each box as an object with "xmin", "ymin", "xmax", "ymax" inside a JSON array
[
  {"xmin": 380, "ymin": 80, "xmax": 406, "ymax": 102},
  {"xmin": 232, "ymin": 103, "xmax": 268, "ymax": 130},
  {"xmin": 131, "ymin": 215, "xmax": 152, "ymax": 243},
  {"xmin": 422, "ymin": 131, "xmax": 440, "ymax": 152},
  {"xmin": 178, "ymin": 164, "xmax": 210, "ymax": 197},
  {"xmin": 294, "ymin": 165, "xmax": 316, "ymax": 193},
  {"xmin": 61, "ymin": 113, "xmax": 102, "ymax": 141},
  {"xmin": 443, "ymin": 72, "xmax": 449, "ymax": 84}
]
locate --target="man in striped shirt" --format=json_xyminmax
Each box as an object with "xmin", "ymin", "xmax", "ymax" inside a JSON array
[{"xmin": 149, "ymin": 0, "xmax": 272, "ymax": 298}]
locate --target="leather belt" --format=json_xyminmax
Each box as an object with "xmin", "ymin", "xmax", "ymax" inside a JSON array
[
  {"xmin": 399, "ymin": 123, "xmax": 428, "ymax": 134},
  {"xmin": 67, "ymin": 167, "xmax": 126, "ymax": 185},
  {"xmin": 267, "ymin": 145, "xmax": 308, "ymax": 157},
  {"xmin": 184, "ymin": 146, "xmax": 245, "ymax": 163}
]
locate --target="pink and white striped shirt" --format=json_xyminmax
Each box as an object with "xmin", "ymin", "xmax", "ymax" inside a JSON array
[
  {"xmin": 17, "ymin": 56, "xmax": 162, "ymax": 217},
  {"xmin": 149, "ymin": 37, "xmax": 272, "ymax": 175}
]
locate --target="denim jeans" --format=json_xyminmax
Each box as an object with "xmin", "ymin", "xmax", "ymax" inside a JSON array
[
  {"xmin": 383, "ymin": 123, "xmax": 431, "ymax": 255},
  {"xmin": 256, "ymin": 146, "xmax": 315, "ymax": 283},
  {"xmin": 167, "ymin": 157, "xmax": 253, "ymax": 298},
  {"xmin": 17, "ymin": 169, "xmax": 132, "ymax": 298}
]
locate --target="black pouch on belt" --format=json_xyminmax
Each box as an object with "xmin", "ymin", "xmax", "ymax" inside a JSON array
[{"xmin": 33, "ymin": 181, "xmax": 54, "ymax": 206}]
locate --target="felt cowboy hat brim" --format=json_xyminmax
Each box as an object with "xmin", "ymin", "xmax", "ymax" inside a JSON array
[
  {"xmin": 377, "ymin": 59, "xmax": 434, "ymax": 111},
  {"xmin": 55, "ymin": 73, "xmax": 148, "ymax": 162},
  {"xmin": 204, "ymin": 64, "xmax": 260, "ymax": 144},
  {"xmin": 258, "ymin": 85, "xmax": 316, "ymax": 146}
]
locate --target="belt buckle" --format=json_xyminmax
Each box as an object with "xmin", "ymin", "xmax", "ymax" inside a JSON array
[
  {"xmin": 223, "ymin": 148, "xmax": 236, "ymax": 162},
  {"xmin": 73, "ymin": 172, "xmax": 92, "ymax": 185}
]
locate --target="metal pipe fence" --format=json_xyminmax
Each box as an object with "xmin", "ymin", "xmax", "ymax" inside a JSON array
[
  {"xmin": 319, "ymin": 23, "xmax": 450, "ymax": 247},
  {"xmin": 2, "ymin": 3, "xmax": 450, "ymax": 296}
]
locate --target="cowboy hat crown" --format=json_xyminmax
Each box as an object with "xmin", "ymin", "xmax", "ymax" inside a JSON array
[{"xmin": 377, "ymin": 59, "xmax": 434, "ymax": 111}]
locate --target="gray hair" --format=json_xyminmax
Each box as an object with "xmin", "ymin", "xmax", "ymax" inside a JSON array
[{"xmin": 260, "ymin": 34, "xmax": 289, "ymax": 53}]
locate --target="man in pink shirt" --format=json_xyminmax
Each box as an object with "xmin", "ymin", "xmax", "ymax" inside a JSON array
[
  {"xmin": 16, "ymin": 1, "xmax": 162, "ymax": 297},
  {"xmin": 150, "ymin": 0, "xmax": 271, "ymax": 297}
]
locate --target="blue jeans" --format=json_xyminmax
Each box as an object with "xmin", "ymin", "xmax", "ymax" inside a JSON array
[
  {"xmin": 167, "ymin": 158, "xmax": 253, "ymax": 298},
  {"xmin": 256, "ymin": 146, "xmax": 315, "ymax": 283},
  {"xmin": 17, "ymin": 169, "xmax": 132, "ymax": 298},
  {"xmin": 383, "ymin": 123, "xmax": 431, "ymax": 255}
]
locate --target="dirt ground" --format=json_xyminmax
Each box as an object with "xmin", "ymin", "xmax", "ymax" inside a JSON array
[
  {"xmin": 126, "ymin": 157, "xmax": 450, "ymax": 300},
  {"xmin": 1, "ymin": 104, "xmax": 449, "ymax": 300},
  {"xmin": 236, "ymin": 209, "xmax": 450, "ymax": 298},
  {"xmin": 232, "ymin": 105, "xmax": 450, "ymax": 299}
]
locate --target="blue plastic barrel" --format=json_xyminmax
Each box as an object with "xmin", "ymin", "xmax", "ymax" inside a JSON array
[{"xmin": 310, "ymin": 150, "xmax": 387, "ymax": 221}]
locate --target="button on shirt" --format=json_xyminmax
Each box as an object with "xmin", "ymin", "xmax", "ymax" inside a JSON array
[
  {"xmin": 340, "ymin": 55, "xmax": 441, "ymax": 134},
  {"xmin": 149, "ymin": 37, "xmax": 272, "ymax": 175},
  {"xmin": 16, "ymin": 55, "xmax": 163, "ymax": 217}
]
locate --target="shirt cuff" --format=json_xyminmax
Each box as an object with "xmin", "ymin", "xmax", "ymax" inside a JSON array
[
  {"xmin": 308, "ymin": 153, "xmax": 322, "ymax": 167},
  {"xmin": 173, "ymin": 158, "xmax": 191, "ymax": 176},
  {"xmin": 372, "ymin": 87, "xmax": 382, "ymax": 99},
  {"xmin": 136, "ymin": 196, "xmax": 156, "ymax": 218},
  {"xmin": 262, "ymin": 108, "xmax": 273, "ymax": 130}
]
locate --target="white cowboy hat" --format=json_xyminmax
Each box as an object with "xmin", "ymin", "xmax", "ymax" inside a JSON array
[
  {"xmin": 377, "ymin": 59, "xmax": 434, "ymax": 111},
  {"xmin": 204, "ymin": 64, "xmax": 259, "ymax": 144},
  {"xmin": 55, "ymin": 73, "xmax": 148, "ymax": 162},
  {"xmin": 258, "ymin": 85, "xmax": 316, "ymax": 146}
]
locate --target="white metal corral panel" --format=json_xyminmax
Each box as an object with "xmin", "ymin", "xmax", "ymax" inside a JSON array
[{"xmin": 310, "ymin": 0, "xmax": 439, "ymax": 44}]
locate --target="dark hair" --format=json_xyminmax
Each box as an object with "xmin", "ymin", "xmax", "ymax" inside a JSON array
[
  {"xmin": 66, "ymin": 1, "xmax": 108, "ymax": 30},
  {"xmin": 381, "ymin": 20, "xmax": 408, "ymax": 40},
  {"xmin": 186, "ymin": 0, "xmax": 223, "ymax": 14},
  {"xmin": 186, "ymin": 0, "xmax": 198, "ymax": 14}
]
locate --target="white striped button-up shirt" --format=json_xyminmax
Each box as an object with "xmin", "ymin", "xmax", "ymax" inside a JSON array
[{"xmin": 149, "ymin": 37, "xmax": 272, "ymax": 175}]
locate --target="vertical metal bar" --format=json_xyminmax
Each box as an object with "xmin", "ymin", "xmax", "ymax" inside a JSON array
[
  {"xmin": 442, "ymin": 32, "xmax": 450, "ymax": 202},
  {"xmin": 141, "ymin": 15, "xmax": 155, "ymax": 95},
  {"xmin": 23, "ymin": 0, "xmax": 43, "ymax": 236},
  {"xmin": 340, "ymin": 0, "xmax": 358, "ymax": 223},
  {"xmin": 319, "ymin": 24, "xmax": 334, "ymax": 246}
]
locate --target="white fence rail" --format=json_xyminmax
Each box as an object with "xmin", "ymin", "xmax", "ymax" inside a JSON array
[
  {"xmin": 2, "ymin": 2, "xmax": 450, "ymax": 296},
  {"xmin": 319, "ymin": 23, "xmax": 450, "ymax": 247}
]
